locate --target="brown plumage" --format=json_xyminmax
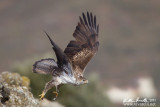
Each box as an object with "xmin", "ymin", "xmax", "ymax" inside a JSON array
[
  {"xmin": 64, "ymin": 12, "xmax": 99, "ymax": 77},
  {"xmin": 32, "ymin": 12, "xmax": 99, "ymax": 100}
]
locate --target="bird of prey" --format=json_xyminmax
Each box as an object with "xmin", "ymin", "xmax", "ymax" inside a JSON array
[{"xmin": 32, "ymin": 12, "xmax": 99, "ymax": 100}]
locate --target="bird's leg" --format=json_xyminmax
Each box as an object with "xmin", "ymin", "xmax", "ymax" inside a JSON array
[
  {"xmin": 53, "ymin": 86, "xmax": 58, "ymax": 100},
  {"xmin": 53, "ymin": 85, "xmax": 62, "ymax": 100},
  {"xmin": 39, "ymin": 80, "xmax": 55, "ymax": 100}
]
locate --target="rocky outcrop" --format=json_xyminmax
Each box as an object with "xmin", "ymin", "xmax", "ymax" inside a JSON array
[
  {"xmin": 0, "ymin": 71, "xmax": 64, "ymax": 107},
  {"xmin": 0, "ymin": 72, "xmax": 39, "ymax": 106},
  {"xmin": 39, "ymin": 99, "xmax": 64, "ymax": 107}
]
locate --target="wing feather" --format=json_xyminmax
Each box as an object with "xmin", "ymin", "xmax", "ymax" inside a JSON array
[
  {"xmin": 64, "ymin": 12, "xmax": 99, "ymax": 75},
  {"xmin": 44, "ymin": 32, "xmax": 69, "ymax": 68}
]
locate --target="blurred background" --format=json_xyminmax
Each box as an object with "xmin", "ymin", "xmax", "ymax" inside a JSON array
[{"xmin": 0, "ymin": 0, "xmax": 160, "ymax": 107}]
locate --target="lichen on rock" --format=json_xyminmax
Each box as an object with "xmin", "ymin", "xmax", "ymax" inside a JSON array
[{"xmin": 0, "ymin": 71, "xmax": 39, "ymax": 107}]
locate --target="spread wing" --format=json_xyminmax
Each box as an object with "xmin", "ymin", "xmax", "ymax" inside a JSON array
[
  {"xmin": 44, "ymin": 32, "xmax": 72, "ymax": 75},
  {"xmin": 64, "ymin": 12, "xmax": 99, "ymax": 75},
  {"xmin": 44, "ymin": 32, "xmax": 69, "ymax": 69}
]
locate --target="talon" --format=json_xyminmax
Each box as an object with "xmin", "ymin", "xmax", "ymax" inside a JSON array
[
  {"xmin": 53, "ymin": 91, "xmax": 58, "ymax": 100},
  {"xmin": 39, "ymin": 91, "xmax": 45, "ymax": 100}
]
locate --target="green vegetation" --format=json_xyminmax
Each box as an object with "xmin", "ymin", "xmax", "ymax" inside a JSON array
[{"xmin": 12, "ymin": 54, "xmax": 112, "ymax": 107}]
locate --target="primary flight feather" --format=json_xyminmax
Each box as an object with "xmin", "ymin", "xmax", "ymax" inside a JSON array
[{"xmin": 32, "ymin": 12, "xmax": 99, "ymax": 100}]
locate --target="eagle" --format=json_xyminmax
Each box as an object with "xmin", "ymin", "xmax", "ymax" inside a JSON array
[{"xmin": 32, "ymin": 12, "xmax": 99, "ymax": 100}]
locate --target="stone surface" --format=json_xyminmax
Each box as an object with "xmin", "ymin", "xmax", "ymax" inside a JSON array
[
  {"xmin": 0, "ymin": 71, "xmax": 64, "ymax": 107},
  {"xmin": 39, "ymin": 99, "xmax": 64, "ymax": 107},
  {"xmin": 0, "ymin": 72, "xmax": 39, "ymax": 107}
]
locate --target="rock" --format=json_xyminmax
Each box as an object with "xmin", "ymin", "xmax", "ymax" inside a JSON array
[
  {"xmin": 39, "ymin": 99, "xmax": 64, "ymax": 107},
  {"xmin": 0, "ymin": 71, "xmax": 64, "ymax": 107},
  {"xmin": 0, "ymin": 72, "xmax": 39, "ymax": 107}
]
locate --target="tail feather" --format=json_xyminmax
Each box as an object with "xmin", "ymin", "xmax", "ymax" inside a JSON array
[{"xmin": 32, "ymin": 58, "xmax": 58, "ymax": 75}]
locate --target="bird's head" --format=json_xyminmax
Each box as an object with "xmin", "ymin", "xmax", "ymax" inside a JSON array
[{"xmin": 76, "ymin": 76, "xmax": 88, "ymax": 85}]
